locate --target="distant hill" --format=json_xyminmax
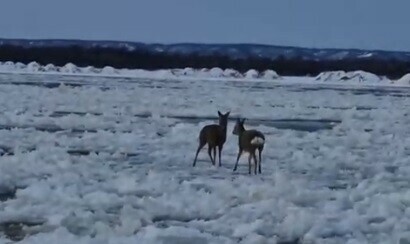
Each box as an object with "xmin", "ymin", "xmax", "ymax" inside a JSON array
[
  {"xmin": 1, "ymin": 38, "xmax": 410, "ymax": 62},
  {"xmin": 1, "ymin": 38, "xmax": 410, "ymax": 79}
]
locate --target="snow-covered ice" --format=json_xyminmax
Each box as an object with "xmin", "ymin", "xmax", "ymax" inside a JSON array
[
  {"xmin": 315, "ymin": 70, "xmax": 388, "ymax": 84},
  {"xmin": 4, "ymin": 61, "xmax": 410, "ymax": 88},
  {"xmin": 0, "ymin": 72, "xmax": 409, "ymax": 243},
  {"xmin": 396, "ymin": 74, "xmax": 410, "ymax": 86},
  {"xmin": 0, "ymin": 61, "xmax": 281, "ymax": 83}
]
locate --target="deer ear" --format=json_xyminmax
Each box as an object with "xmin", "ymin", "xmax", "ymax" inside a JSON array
[
  {"xmin": 225, "ymin": 111, "xmax": 230, "ymax": 116},
  {"xmin": 218, "ymin": 111, "xmax": 222, "ymax": 116},
  {"xmin": 241, "ymin": 118, "xmax": 246, "ymax": 124}
]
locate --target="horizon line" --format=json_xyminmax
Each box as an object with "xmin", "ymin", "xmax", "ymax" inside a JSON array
[{"xmin": 0, "ymin": 37, "xmax": 410, "ymax": 54}]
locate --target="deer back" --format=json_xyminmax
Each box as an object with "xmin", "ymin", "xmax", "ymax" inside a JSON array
[{"xmin": 200, "ymin": 124, "xmax": 227, "ymax": 145}]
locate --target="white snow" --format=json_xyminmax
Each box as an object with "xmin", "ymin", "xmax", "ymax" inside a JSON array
[
  {"xmin": 261, "ymin": 69, "xmax": 281, "ymax": 79},
  {"xmin": 358, "ymin": 53, "xmax": 373, "ymax": 58},
  {"xmin": 101, "ymin": 66, "xmax": 118, "ymax": 75},
  {"xmin": 244, "ymin": 69, "xmax": 259, "ymax": 78},
  {"xmin": 315, "ymin": 70, "xmax": 388, "ymax": 84},
  {"xmin": 0, "ymin": 61, "xmax": 283, "ymax": 82},
  {"xmin": 208, "ymin": 67, "xmax": 224, "ymax": 77},
  {"xmin": 223, "ymin": 69, "xmax": 242, "ymax": 78},
  {"xmin": 60, "ymin": 63, "xmax": 81, "ymax": 73},
  {"xmin": 26, "ymin": 62, "xmax": 41, "ymax": 72},
  {"xmin": 0, "ymin": 72, "xmax": 409, "ymax": 243},
  {"xmin": 395, "ymin": 73, "xmax": 410, "ymax": 85},
  {"xmin": 0, "ymin": 61, "xmax": 409, "ymax": 88},
  {"xmin": 44, "ymin": 64, "xmax": 58, "ymax": 72}
]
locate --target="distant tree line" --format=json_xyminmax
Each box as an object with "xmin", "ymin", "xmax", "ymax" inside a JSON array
[{"xmin": 0, "ymin": 44, "xmax": 409, "ymax": 79}]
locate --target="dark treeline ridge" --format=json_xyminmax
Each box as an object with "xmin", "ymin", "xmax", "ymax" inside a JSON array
[{"xmin": 0, "ymin": 44, "xmax": 409, "ymax": 79}]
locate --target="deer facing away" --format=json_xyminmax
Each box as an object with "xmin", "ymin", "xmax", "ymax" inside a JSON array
[
  {"xmin": 232, "ymin": 118, "xmax": 265, "ymax": 174},
  {"xmin": 192, "ymin": 111, "xmax": 230, "ymax": 167}
]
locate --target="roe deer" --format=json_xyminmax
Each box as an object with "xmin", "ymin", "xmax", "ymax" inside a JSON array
[
  {"xmin": 232, "ymin": 118, "xmax": 265, "ymax": 174},
  {"xmin": 192, "ymin": 111, "xmax": 230, "ymax": 167}
]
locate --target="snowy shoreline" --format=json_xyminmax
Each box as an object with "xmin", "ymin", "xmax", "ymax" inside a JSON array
[{"xmin": 1, "ymin": 61, "xmax": 410, "ymax": 87}]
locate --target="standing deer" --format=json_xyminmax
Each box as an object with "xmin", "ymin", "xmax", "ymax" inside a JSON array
[
  {"xmin": 232, "ymin": 118, "xmax": 265, "ymax": 174},
  {"xmin": 192, "ymin": 111, "xmax": 230, "ymax": 167}
]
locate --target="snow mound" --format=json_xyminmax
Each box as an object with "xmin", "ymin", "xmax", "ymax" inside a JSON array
[
  {"xmin": 101, "ymin": 66, "xmax": 118, "ymax": 75},
  {"xmin": 395, "ymin": 74, "xmax": 410, "ymax": 85},
  {"xmin": 208, "ymin": 67, "xmax": 224, "ymax": 77},
  {"xmin": 4, "ymin": 61, "xmax": 14, "ymax": 66},
  {"xmin": 26, "ymin": 62, "xmax": 41, "ymax": 72},
  {"xmin": 60, "ymin": 63, "xmax": 81, "ymax": 73},
  {"xmin": 0, "ymin": 61, "xmax": 283, "ymax": 82},
  {"xmin": 244, "ymin": 69, "xmax": 259, "ymax": 78},
  {"xmin": 0, "ymin": 61, "xmax": 17, "ymax": 72},
  {"xmin": 44, "ymin": 64, "xmax": 58, "ymax": 72},
  {"xmin": 223, "ymin": 68, "xmax": 242, "ymax": 78},
  {"xmin": 261, "ymin": 69, "xmax": 281, "ymax": 79},
  {"xmin": 315, "ymin": 70, "xmax": 385, "ymax": 83},
  {"xmin": 15, "ymin": 62, "xmax": 27, "ymax": 70},
  {"xmin": 171, "ymin": 67, "xmax": 195, "ymax": 77},
  {"xmin": 182, "ymin": 67, "xmax": 195, "ymax": 76},
  {"xmin": 82, "ymin": 66, "xmax": 100, "ymax": 74}
]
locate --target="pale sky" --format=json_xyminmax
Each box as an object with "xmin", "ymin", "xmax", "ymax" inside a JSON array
[{"xmin": 1, "ymin": 0, "xmax": 409, "ymax": 51}]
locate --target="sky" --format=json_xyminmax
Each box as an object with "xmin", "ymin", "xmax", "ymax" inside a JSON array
[{"xmin": 1, "ymin": 0, "xmax": 409, "ymax": 51}]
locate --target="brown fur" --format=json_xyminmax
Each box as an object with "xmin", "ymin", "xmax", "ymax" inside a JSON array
[
  {"xmin": 232, "ymin": 118, "xmax": 265, "ymax": 174},
  {"xmin": 193, "ymin": 111, "xmax": 230, "ymax": 167}
]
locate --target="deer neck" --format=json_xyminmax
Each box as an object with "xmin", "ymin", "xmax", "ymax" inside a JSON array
[
  {"xmin": 238, "ymin": 126, "xmax": 245, "ymax": 136},
  {"xmin": 220, "ymin": 125, "xmax": 227, "ymax": 136}
]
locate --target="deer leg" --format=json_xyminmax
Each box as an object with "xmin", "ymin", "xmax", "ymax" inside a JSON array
[
  {"xmin": 218, "ymin": 145, "xmax": 223, "ymax": 167},
  {"xmin": 213, "ymin": 146, "xmax": 217, "ymax": 166},
  {"xmin": 233, "ymin": 148, "xmax": 242, "ymax": 171},
  {"xmin": 258, "ymin": 148, "xmax": 263, "ymax": 174},
  {"xmin": 192, "ymin": 141, "xmax": 206, "ymax": 167},
  {"xmin": 253, "ymin": 152, "xmax": 258, "ymax": 175},
  {"xmin": 208, "ymin": 146, "xmax": 215, "ymax": 165},
  {"xmin": 248, "ymin": 154, "xmax": 252, "ymax": 174}
]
